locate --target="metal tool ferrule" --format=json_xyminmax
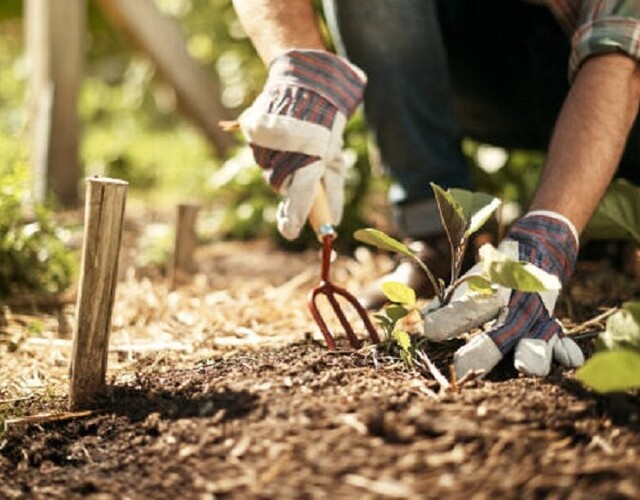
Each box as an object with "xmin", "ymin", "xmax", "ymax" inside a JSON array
[{"xmin": 316, "ymin": 223, "xmax": 337, "ymax": 240}]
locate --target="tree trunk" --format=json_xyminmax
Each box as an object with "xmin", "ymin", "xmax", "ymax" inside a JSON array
[{"xmin": 96, "ymin": 0, "xmax": 236, "ymax": 155}]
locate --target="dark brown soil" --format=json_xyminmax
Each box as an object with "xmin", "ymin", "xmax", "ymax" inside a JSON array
[{"xmin": 1, "ymin": 234, "xmax": 640, "ymax": 499}]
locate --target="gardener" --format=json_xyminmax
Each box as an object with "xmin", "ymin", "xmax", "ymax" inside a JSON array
[{"xmin": 231, "ymin": 0, "xmax": 640, "ymax": 378}]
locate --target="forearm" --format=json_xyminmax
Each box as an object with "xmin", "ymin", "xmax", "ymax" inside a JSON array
[
  {"xmin": 232, "ymin": 0, "xmax": 326, "ymax": 64},
  {"xmin": 530, "ymin": 54, "xmax": 640, "ymax": 234}
]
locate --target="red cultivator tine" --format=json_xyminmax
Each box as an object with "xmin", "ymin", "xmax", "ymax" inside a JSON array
[
  {"xmin": 306, "ymin": 182, "xmax": 380, "ymax": 350},
  {"xmin": 308, "ymin": 233, "xmax": 380, "ymax": 350}
]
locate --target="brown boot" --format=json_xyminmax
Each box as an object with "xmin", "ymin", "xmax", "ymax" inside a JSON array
[{"xmin": 358, "ymin": 236, "xmax": 453, "ymax": 311}]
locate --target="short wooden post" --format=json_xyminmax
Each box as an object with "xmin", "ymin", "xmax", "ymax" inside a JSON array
[
  {"xmin": 171, "ymin": 203, "xmax": 200, "ymax": 287},
  {"xmin": 69, "ymin": 177, "xmax": 128, "ymax": 409}
]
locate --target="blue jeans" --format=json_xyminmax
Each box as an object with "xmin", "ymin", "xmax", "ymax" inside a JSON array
[{"xmin": 323, "ymin": 0, "xmax": 640, "ymax": 238}]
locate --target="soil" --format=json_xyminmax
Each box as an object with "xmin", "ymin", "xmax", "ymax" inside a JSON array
[{"xmin": 1, "ymin": 212, "xmax": 640, "ymax": 499}]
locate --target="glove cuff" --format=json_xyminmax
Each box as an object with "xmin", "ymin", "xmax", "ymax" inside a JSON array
[
  {"xmin": 506, "ymin": 211, "xmax": 579, "ymax": 284},
  {"xmin": 266, "ymin": 49, "xmax": 367, "ymax": 116},
  {"xmin": 525, "ymin": 210, "xmax": 579, "ymax": 247},
  {"xmin": 250, "ymin": 146, "xmax": 318, "ymax": 190}
]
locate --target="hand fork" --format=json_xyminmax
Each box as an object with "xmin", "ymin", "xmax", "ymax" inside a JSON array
[
  {"xmin": 216, "ymin": 120, "xmax": 379, "ymax": 350},
  {"xmin": 307, "ymin": 184, "xmax": 380, "ymax": 350}
]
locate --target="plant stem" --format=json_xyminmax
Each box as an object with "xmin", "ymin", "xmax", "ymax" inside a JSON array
[
  {"xmin": 453, "ymin": 239, "xmax": 468, "ymax": 286},
  {"xmin": 443, "ymin": 272, "xmax": 492, "ymax": 304},
  {"xmin": 412, "ymin": 256, "xmax": 444, "ymax": 303}
]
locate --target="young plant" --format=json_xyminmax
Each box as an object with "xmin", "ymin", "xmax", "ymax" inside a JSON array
[
  {"xmin": 354, "ymin": 183, "xmax": 557, "ymax": 309},
  {"xmin": 372, "ymin": 281, "xmax": 419, "ymax": 367},
  {"xmin": 576, "ymin": 302, "xmax": 640, "ymax": 393}
]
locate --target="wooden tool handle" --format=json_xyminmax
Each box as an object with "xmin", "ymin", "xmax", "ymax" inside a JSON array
[{"xmin": 309, "ymin": 182, "xmax": 335, "ymax": 236}]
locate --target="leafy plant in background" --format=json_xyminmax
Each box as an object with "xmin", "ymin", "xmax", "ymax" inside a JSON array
[
  {"xmin": 0, "ymin": 162, "xmax": 75, "ymax": 297},
  {"xmin": 583, "ymin": 179, "xmax": 640, "ymax": 243},
  {"xmin": 574, "ymin": 179, "xmax": 640, "ymax": 394},
  {"xmin": 576, "ymin": 302, "xmax": 640, "ymax": 393}
]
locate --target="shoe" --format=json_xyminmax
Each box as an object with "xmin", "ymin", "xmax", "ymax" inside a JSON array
[{"xmin": 358, "ymin": 236, "xmax": 453, "ymax": 311}]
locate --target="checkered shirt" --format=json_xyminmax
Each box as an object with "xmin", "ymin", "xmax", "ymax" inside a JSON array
[{"xmin": 528, "ymin": 0, "xmax": 640, "ymax": 79}]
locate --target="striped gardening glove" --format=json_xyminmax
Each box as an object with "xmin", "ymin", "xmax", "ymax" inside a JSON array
[
  {"xmin": 423, "ymin": 211, "xmax": 585, "ymax": 378},
  {"xmin": 237, "ymin": 49, "xmax": 366, "ymax": 240}
]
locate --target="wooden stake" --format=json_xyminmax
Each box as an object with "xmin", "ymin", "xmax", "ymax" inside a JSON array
[
  {"xmin": 69, "ymin": 177, "xmax": 128, "ymax": 409},
  {"xmin": 171, "ymin": 203, "xmax": 200, "ymax": 287}
]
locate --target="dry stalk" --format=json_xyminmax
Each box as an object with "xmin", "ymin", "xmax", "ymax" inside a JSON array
[
  {"xmin": 4, "ymin": 409, "xmax": 97, "ymax": 429},
  {"xmin": 415, "ymin": 350, "xmax": 450, "ymax": 392},
  {"xmin": 449, "ymin": 364, "xmax": 458, "ymax": 393},
  {"xmin": 565, "ymin": 306, "xmax": 618, "ymax": 335}
]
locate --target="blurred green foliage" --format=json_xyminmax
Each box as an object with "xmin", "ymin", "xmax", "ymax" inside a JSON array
[
  {"xmin": 0, "ymin": 0, "xmax": 536, "ymax": 252},
  {"xmin": 0, "ymin": 157, "xmax": 75, "ymax": 297},
  {"xmin": 2, "ymin": 0, "xmax": 634, "ymax": 288}
]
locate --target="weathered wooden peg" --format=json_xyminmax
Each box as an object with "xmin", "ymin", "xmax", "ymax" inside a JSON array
[{"xmin": 69, "ymin": 177, "xmax": 128, "ymax": 409}]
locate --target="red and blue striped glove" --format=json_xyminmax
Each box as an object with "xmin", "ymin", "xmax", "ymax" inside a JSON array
[
  {"xmin": 424, "ymin": 211, "xmax": 585, "ymax": 378},
  {"xmin": 237, "ymin": 50, "xmax": 366, "ymax": 240}
]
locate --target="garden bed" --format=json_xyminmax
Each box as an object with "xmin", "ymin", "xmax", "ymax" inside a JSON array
[{"xmin": 1, "ymin": 220, "xmax": 639, "ymax": 499}]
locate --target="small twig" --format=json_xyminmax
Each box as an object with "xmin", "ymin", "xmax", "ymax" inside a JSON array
[
  {"xmin": 565, "ymin": 307, "xmax": 618, "ymax": 335},
  {"xmin": 456, "ymin": 369, "xmax": 483, "ymax": 388},
  {"xmin": 415, "ymin": 349, "xmax": 450, "ymax": 391},
  {"xmin": 0, "ymin": 396, "xmax": 34, "ymax": 405},
  {"xmin": 218, "ymin": 120, "xmax": 240, "ymax": 132},
  {"xmin": 4, "ymin": 409, "xmax": 97, "ymax": 429},
  {"xmin": 449, "ymin": 364, "xmax": 458, "ymax": 393},
  {"xmin": 344, "ymin": 474, "xmax": 413, "ymax": 498}
]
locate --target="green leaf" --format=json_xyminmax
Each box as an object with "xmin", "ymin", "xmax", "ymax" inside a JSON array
[
  {"xmin": 584, "ymin": 179, "xmax": 640, "ymax": 243},
  {"xmin": 431, "ymin": 183, "xmax": 467, "ymax": 249},
  {"xmin": 373, "ymin": 313, "xmax": 394, "ymax": 333},
  {"xmin": 392, "ymin": 330, "xmax": 412, "ymax": 352},
  {"xmin": 488, "ymin": 261, "xmax": 560, "ymax": 293},
  {"xmin": 480, "ymin": 244, "xmax": 560, "ymax": 292},
  {"xmin": 386, "ymin": 304, "xmax": 409, "ymax": 323},
  {"xmin": 354, "ymin": 227, "xmax": 442, "ymax": 301},
  {"xmin": 381, "ymin": 281, "xmax": 416, "ymax": 306},
  {"xmin": 449, "ymin": 188, "xmax": 502, "ymax": 237},
  {"xmin": 354, "ymin": 228, "xmax": 415, "ymax": 258},
  {"xmin": 464, "ymin": 275, "xmax": 494, "ymax": 294},
  {"xmin": 600, "ymin": 302, "xmax": 640, "ymax": 350},
  {"xmin": 576, "ymin": 349, "xmax": 640, "ymax": 393}
]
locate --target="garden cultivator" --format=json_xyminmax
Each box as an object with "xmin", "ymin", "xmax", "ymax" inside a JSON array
[{"xmin": 308, "ymin": 185, "xmax": 380, "ymax": 350}]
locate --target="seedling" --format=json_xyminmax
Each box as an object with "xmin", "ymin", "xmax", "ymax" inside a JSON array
[
  {"xmin": 372, "ymin": 281, "xmax": 419, "ymax": 367},
  {"xmin": 355, "ymin": 183, "xmax": 561, "ymax": 364},
  {"xmin": 354, "ymin": 183, "xmax": 558, "ymax": 308}
]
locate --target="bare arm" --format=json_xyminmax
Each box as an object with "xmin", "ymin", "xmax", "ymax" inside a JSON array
[
  {"xmin": 530, "ymin": 54, "xmax": 640, "ymax": 233},
  {"xmin": 232, "ymin": 0, "xmax": 326, "ymax": 64}
]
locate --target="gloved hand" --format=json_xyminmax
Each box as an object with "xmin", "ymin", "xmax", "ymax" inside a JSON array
[
  {"xmin": 423, "ymin": 211, "xmax": 585, "ymax": 378},
  {"xmin": 237, "ymin": 49, "xmax": 366, "ymax": 240}
]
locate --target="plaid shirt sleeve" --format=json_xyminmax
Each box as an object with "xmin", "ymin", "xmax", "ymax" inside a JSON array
[{"xmin": 539, "ymin": 0, "xmax": 640, "ymax": 80}]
